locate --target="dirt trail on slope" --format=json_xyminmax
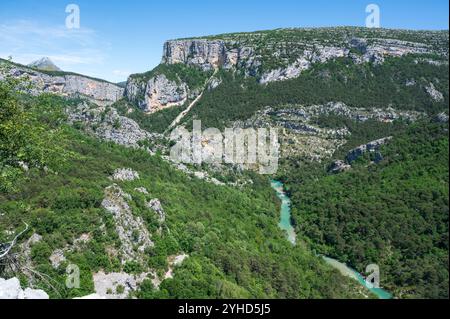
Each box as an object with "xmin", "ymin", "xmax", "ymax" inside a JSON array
[{"xmin": 165, "ymin": 70, "xmax": 218, "ymax": 134}]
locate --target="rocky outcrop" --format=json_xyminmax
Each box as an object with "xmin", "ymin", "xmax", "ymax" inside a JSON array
[
  {"xmin": 349, "ymin": 38, "xmax": 430, "ymax": 65},
  {"xmin": 147, "ymin": 199, "xmax": 165, "ymax": 223},
  {"xmin": 67, "ymin": 103, "xmax": 156, "ymax": 148},
  {"xmin": 208, "ymin": 76, "xmax": 222, "ymax": 90},
  {"xmin": 161, "ymin": 36, "xmax": 435, "ymax": 85},
  {"xmin": 329, "ymin": 160, "xmax": 351, "ymax": 174},
  {"xmin": 346, "ymin": 137, "xmax": 393, "ymax": 163},
  {"xmin": 327, "ymin": 137, "xmax": 393, "ymax": 174},
  {"xmin": 433, "ymin": 112, "xmax": 449, "ymax": 123},
  {"xmin": 259, "ymin": 56, "xmax": 311, "ymax": 84},
  {"xmin": 425, "ymin": 82, "xmax": 444, "ymax": 102},
  {"xmin": 126, "ymin": 73, "xmax": 190, "ymax": 113},
  {"xmin": 111, "ymin": 168, "xmax": 140, "ymax": 182},
  {"xmin": 18, "ymin": 233, "xmax": 43, "ymax": 280},
  {"xmin": 0, "ymin": 277, "xmax": 49, "ymax": 299},
  {"xmin": 272, "ymin": 102, "xmax": 424, "ymax": 123},
  {"xmin": 134, "ymin": 187, "xmax": 149, "ymax": 194},
  {"xmin": 164, "ymin": 254, "xmax": 188, "ymax": 280},
  {"xmin": 260, "ymin": 47, "xmax": 348, "ymax": 84},
  {"xmin": 48, "ymin": 234, "xmax": 90, "ymax": 269},
  {"xmin": 162, "ymin": 40, "xmax": 258, "ymax": 72},
  {"xmin": 86, "ymin": 254, "xmax": 189, "ymax": 299},
  {"xmin": 0, "ymin": 61, "xmax": 124, "ymax": 105},
  {"xmin": 92, "ymin": 271, "xmax": 151, "ymax": 299},
  {"xmin": 102, "ymin": 185, "xmax": 154, "ymax": 264},
  {"xmin": 49, "ymin": 249, "xmax": 66, "ymax": 269}
]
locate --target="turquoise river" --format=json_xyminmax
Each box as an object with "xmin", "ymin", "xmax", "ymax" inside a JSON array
[{"xmin": 271, "ymin": 180, "xmax": 392, "ymax": 299}]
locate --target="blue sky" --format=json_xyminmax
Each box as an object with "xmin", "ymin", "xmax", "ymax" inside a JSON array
[{"xmin": 1, "ymin": 0, "xmax": 448, "ymax": 82}]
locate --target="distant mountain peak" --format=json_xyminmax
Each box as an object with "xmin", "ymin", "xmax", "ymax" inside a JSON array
[{"xmin": 28, "ymin": 57, "xmax": 62, "ymax": 72}]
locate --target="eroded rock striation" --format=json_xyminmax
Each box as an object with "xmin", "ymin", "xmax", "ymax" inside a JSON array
[
  {"xmin": 160, "ymin": 35, "xmax": 439, "ymax": 84},
  {"xmin": 126, "ymin": 74, "xmax": 188, "ymax": 113},
  {"xmin": 162, "ymin": 40, "xmax": 259, "ymax": 72}
]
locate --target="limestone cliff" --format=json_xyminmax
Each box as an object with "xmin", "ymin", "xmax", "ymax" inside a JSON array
[
  {"xmin": 125, "ymin": 28, "xmax": 447, "ymax": 114},
  {"xmin": 126, "ymin": 73, "xmax": 188, "ymax": 113},
  {"xmin": 160, "ymin": 29, "xmax": 444, "ymax": 84},
  {"xmin": 0, "ymin": 60, "xmax": 124, "ymax": 105},
  {"xmin": 162, "ymin": 39, "xmax": 258, "ymax": 73}
]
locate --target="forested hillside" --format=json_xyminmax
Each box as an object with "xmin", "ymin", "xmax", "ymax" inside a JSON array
[
  {"xmin": 282, "ymin": 120, "xmax": 449, "ymax": 298},
  {"xmin": 1, "ymin": 26, "xmax": 448, "ymax": 300},
  {"xmin": 0, "ymin": 75, "xmax": 365, "ymax": 298},
  {"xmin": 183, "ymin": 55, "xmax": 448, "ymax": 129}
]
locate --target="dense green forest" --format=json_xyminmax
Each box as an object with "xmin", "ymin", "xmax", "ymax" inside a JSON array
[
  {"xmin": 182, "ymin": 55, "xmax": 448, "ymax": 130},
  {"xmin": 0, "ymin": 80, "xmax": 365, "ymax": 298},
  {"xmin": 111, "ymin": 52, "xmax": 449, "ymax": 299},
  {"xmin": 116, "ymin": 54, "xmax": 447, "ymax": 134},
  {"xmin": 281, "ymin": 120, "xmax": 449, "ymax": 298}
]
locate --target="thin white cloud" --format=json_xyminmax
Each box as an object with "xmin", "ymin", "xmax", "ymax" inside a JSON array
[
  {"xmin": 0, "ymin": 19, "xmax": 107, "ymax": 70},
  {"xmin": 0, "ymin": 20, "xmax": 96, "ymax": 45}
]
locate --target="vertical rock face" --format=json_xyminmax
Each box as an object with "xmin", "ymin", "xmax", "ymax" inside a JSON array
[
  {"xmin": 126, "ymin": 73, "xmax": 188, "ymax": 113},
  {"xmin": 163, "ymin": 40, "xmax": 227, "ymax": 71},
  {"xmin": 63, "ymin": 75, "xmax": 124, "ymax": 104},
  {"xmin": 161, "ymin": 39, "xmax": 258, "ymax": 72},
  {"xmin": 124, "ymin": 40, "xmax": 260, "ymax": 113},
  {"xmin": 125, "ymin": 77, "xmax": 147, "ymax": 109},
  {"xmin": 144, "ymin": 74, "xmax": 188, "ymax": 113}
]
